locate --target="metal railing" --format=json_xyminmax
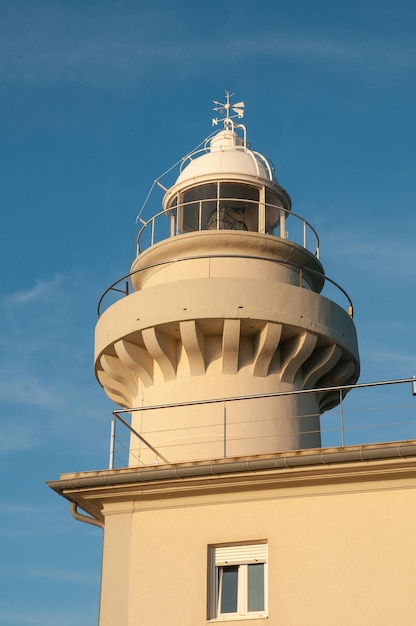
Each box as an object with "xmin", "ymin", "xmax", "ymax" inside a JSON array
[
  {"xmin": 97, "ymin": 253, "xmax": 353, "ymax": 318},
  {"xmin": 108, "ymin": 377, "xmax": 416, "ymax": 469},
  {"xmin": 136, "ymin": 200, "xmax": 320, "ymax": 256}
]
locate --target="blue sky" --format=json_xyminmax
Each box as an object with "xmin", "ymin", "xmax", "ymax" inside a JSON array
[{"xmin": 1, "ymin": 0, "xmax": 415, "ymax": 623}]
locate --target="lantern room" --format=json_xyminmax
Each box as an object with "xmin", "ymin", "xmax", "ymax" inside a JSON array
[{"xmin": 162, "ymin": 121, "xmax": 292, "ymax": 240}]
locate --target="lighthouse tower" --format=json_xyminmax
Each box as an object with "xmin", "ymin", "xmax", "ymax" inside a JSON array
[
  {"xmin": 49, "ymin": 96, "xmax": 416, "ymax": 626},
  {"xmin": 94, "ymin": 93, "xmax": 360, "ymax": 465}
]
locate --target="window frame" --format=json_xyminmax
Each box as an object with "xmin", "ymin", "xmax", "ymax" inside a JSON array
[{"xmin": 208, "ymin": 541, "xmax": 268, "ymax": 621}]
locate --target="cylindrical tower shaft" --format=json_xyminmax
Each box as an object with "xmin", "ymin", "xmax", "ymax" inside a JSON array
[{"xmin": 94, "ymin": 100, "xmax": 359, "ymax": 465}]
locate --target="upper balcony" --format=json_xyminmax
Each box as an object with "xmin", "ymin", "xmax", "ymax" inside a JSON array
[
  {"xmin": 99, "ymin": 196, "xmax": 355, "ymax": 318},
  {"xmin": 136, "ymin": 196, "xmax": 319, "ymax": 258}
]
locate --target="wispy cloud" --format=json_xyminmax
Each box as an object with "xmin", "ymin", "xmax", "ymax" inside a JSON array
[
  {"xmin": 3, "ymin": 566, "xmax": 98, "ymax": 584},
  {"xmin": 322, "ymin": 229, "xmax": 416, "ymax": 277},
  {"xmin": 0, "ymin": 374, "xmax": 62, "ymax": 407},
  {"xmin": 0, "ymin": 424, "xmax": 40, "ymax": 454},
  {"xmin": 0, "ymin": 609, "xmax": 96, "ymax": 626},
  {"xmin": 1, "ymin": 3, "xmax": 416, "ymax": 86},
  {"xmin": 362, "ymin": 348, "xmax": 416, "ymax": 367},
  {"xmin": 5, "ymin": 275, "xmax": 64, "ymax": 305},
  {"xmin": 0, "ymin": 270, "xmax": 109, "ymax": 459},
  {"xmin": 5, "ymin": 36, "xmax": 416, "ymax": 84},
  {"xmin": 0, "ymin": 503, "xmax": 75, "ymax": 538},
  {"xmin": 0, "ymin": 503, "xmax": 55, "ymax": 514}
]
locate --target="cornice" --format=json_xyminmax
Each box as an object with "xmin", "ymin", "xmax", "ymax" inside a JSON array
[{"xmin": 47, "ymin": 441, "xmax": 416, "ymax": 521}]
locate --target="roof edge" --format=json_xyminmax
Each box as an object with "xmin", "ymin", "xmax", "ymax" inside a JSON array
[{"xmin": 47, "ymin": 440, "xmax": 416, "ymax": 494}]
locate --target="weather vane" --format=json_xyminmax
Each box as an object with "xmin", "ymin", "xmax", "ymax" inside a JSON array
[{"xmin": 212, "ymin": 91, "xmax": 245, "ymax": 126}]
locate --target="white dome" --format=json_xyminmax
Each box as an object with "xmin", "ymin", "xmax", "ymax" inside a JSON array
[
  {"xmin": 162, "ymin": 127, "xmax": 291, "ymax": 214},
  {"xmin": 175, "ymin": 129, "xmax": 276, "ymax": 187}
]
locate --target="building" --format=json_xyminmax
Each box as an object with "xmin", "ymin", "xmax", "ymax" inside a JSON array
[{"xmin": 48, "ymin": 94, "xmax": 416, "ymax": 625}]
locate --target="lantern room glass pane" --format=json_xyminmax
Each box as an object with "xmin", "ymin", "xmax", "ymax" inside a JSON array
[
  {"xmin": 265, "ymin": 189, "xmax": 282, "ymax": 234},
  {"xmin": 247, "ymin": 563, "xmax": 265, "ymax": 612},
  {"xmin": 218, "ymin": 183, "xmax": 259, "ymax": 232},
  {"xmin": 182, "ymin": 184, "xmax": 217, "ymax": 232}
]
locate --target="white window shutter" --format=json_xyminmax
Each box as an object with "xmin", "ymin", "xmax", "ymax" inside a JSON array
[{"xmin": 214, "ymin": 543, "xmax": 267, "ymax": 566}]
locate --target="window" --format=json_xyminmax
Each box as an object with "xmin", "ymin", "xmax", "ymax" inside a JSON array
[
  {"xmin": 178, "ymin": 182, "xmax": 261, "ymax": 234},
  {"xmin": 182, "ymin": 184, "xmax": 217, "ymax": 233},
  {"xmin": 209, "ymin": 542, "xmax": 268, "ymax": 620}
]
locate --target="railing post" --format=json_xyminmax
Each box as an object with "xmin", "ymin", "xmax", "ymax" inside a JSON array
[
  {"xmin": 223, "ymin": 403, "xmax": 227, "ymax": 458},
  {"xmin": 170, "ymin": 211, "xmax": 176, "ymax": 237},
  {"xmin": 339, "ymin": 389, "xmax": 345, "ymax": 447},
  {"xmin": 109, "ymin": 417, "xmax": 116, "ymax": 469},
  {"xmin": 151, "ymin": 216, "xmax": 155, "ymax": 246},
  {"xmin": 259, "ymin": 190, "xmax": 266, "ymax": 233},
  {"xmin": 280, "ymin": 208, "xmax": 286, "ymax": 239}
]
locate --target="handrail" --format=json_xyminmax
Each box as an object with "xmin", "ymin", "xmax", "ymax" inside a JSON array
[
  {"xmin": 109, "ymin": 378, "xmax": 416, "ymax": 469},
  {"xmin": 115, "ymin": 378, "xmax": 416, "ymax": 414},
  {"xmin": 136, "ymin": 199, "xmax": 320, "ymax": 257},
  {"xmin": 97, "ymin": 253, "xmax": 354, "ymax": 318}
]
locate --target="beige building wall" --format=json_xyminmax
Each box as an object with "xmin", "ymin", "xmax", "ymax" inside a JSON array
[
  {"xmin": 54, "ymin": 449, "xmax": 416, "ymax": 626},
  {"xmin": 54, "ymin": 108, "xmax": 403, "ymax": 626}
]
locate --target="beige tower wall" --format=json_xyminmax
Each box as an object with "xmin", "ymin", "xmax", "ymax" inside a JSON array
[
  {"xmin": 95, "ymin": 232, "xmax": 359, "ymax": 463},
  {"xmin": 127, "ymin": 391, "xmax": 321, "ymax": 465}
]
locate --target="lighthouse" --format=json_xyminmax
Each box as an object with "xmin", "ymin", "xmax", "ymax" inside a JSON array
[
  {"xmin": 49, "ymin": 95, "xmax": 416, "ymax": 626},
  {"xmin": 94, "ymin": 92, "xmax": 359, "ymax": 465}
]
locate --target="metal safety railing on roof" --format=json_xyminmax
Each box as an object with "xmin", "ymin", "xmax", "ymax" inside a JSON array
[{"xmin": 108, "ymin": 378, "xmax": 416, "ymax": 469}]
